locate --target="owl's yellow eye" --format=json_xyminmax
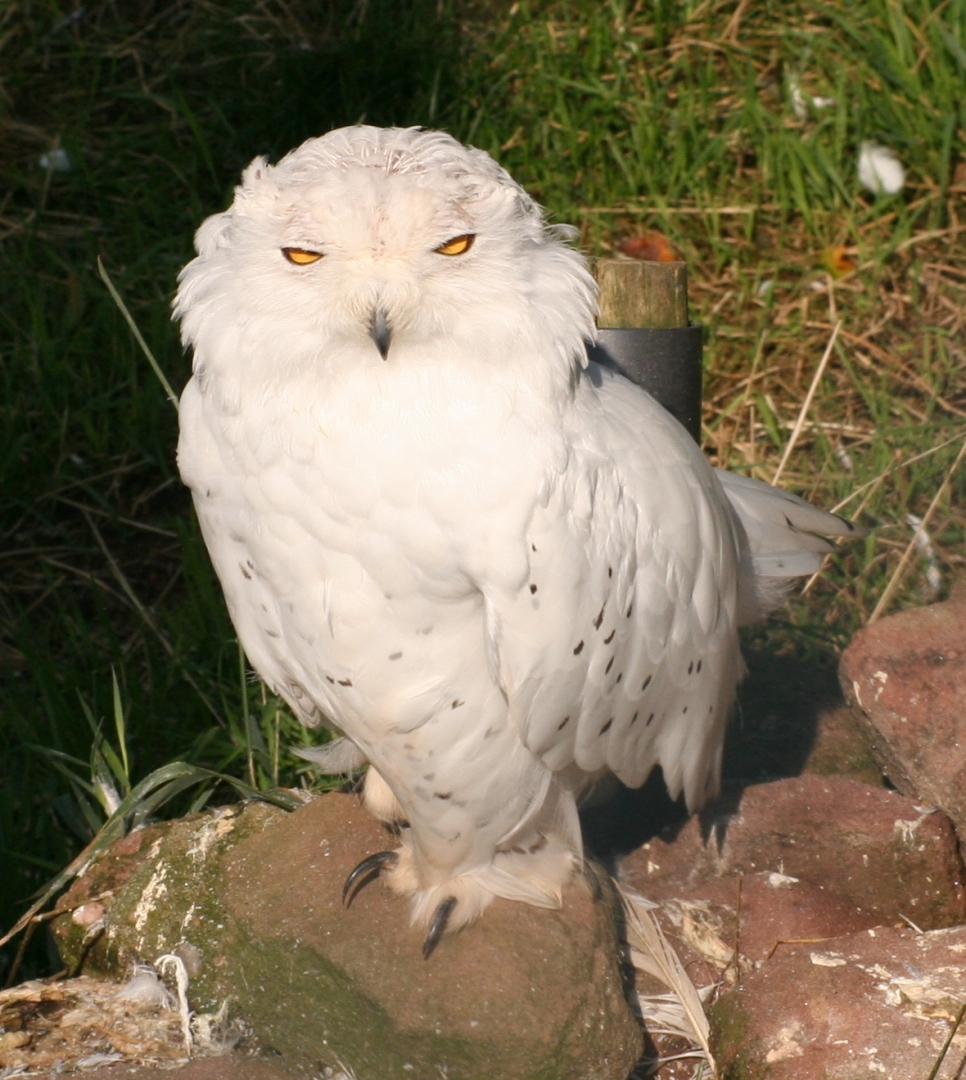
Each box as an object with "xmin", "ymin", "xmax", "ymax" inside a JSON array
[
  {"xmin": 282, "ymin": 247, "xmax": 324, "ymax": 265},
  {"xmin": 435, "ymin": 234, "xmax": 475, "ymax": 256}
]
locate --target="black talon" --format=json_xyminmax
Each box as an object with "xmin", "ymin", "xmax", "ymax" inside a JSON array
[
  {"xmin": 422, "ymin": 896, "xmax": 457, "ymax": 960},
  {"xmin": 342, "ymin": 850, "xmax": 398, "ymax": 907}
]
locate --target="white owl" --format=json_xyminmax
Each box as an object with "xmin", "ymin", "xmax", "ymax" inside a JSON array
[{"xmin": 175, "ymin": 125, "xmax": 858, "ymax": 956}]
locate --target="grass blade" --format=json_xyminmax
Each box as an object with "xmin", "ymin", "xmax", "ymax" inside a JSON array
[
  {"xmin": 772, "ymin": 320, "xmax": 841, "ymax": 486},
  {"xmin": 868, "ymin": 432, "xmax": 966, "ymax": 623},
  {"xmin": 111, "ymin": 668, "xmax": 131, "ymax": 791},
  {"xmin": 97, "ymin": 257, "xmax": 179, "ymax": 409}
]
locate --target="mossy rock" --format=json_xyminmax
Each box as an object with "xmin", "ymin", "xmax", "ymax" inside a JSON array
[
  {"xmin": 709, "ymin": 993, "xmax": 767, "ymax": 1080},
  {"xmin": 53, "ymin": 794, "xmax": 642, "ymax": 1079}
]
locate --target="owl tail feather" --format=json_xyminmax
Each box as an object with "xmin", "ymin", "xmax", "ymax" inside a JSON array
[{"xmin": 715, "ymin": 468, "xmax": 865, "ymax": 624}]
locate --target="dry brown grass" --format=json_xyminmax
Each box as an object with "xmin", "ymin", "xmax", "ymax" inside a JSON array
[{"xmin": 606, "ymin": 215, "xmax": 966, "ymax": 644}]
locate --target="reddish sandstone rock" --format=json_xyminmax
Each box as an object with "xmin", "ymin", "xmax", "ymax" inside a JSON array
[
  {"xmin": 56, "ymin": 819, "xmax": 172, "ymax": 917},
  {"xmin": 801, "ymin": 703, "xmax": 883, "ymax": 785},
  {"xmin": 840, "ymin": 587, "xmax": 966, "ymax": 847},
  {"xmin": 712, "ymin": 924, "xmax": 966, "ymax": 1080},
  {"xmin": 639, "ymin": 870, "xmax": 873, "ymax": 982},
  {"xmin": 621, "ymin": 774, "xmax": 966, "ymax": 936}
]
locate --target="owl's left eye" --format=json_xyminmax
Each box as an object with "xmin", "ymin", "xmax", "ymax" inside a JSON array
[
  {"xmin": 435, "ymin": 234, "xmax": 475, "ymax": 256},
  {"xmin": 282, "ymin": 247, "xmax": 324, "ymax": 265}
]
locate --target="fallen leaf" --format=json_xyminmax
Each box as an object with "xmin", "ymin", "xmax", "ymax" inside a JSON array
[
  {"xmin": 617, "ymin": 230, "xmax": 678, "ymax": 262},
  {"xmin": 821, "ymin": 245, "xmax": 857, "ymax": 278}
]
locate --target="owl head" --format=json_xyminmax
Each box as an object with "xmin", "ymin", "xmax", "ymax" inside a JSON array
[{"xmin": 174, "ymin": 126, "xmax": 596, "ymax": 387}]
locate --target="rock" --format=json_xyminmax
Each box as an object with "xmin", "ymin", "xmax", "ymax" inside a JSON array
[
  {"xmin": 644, "ymin": 870, "xmax": 873, "ymax": 978},
  {"xmin": 622, "ymin": 775, "xmax": 966, "ymax": 934},
  {"xmin": 711, "ymin": 923, "xmax": 966, "ymax": 1080},
  {"xmin": 53, "ymin": 794, "xmax": 642, "ymax": 1080},
  {"xmin": 617, "ymin": 774, "xmax": 966, "ymax": 996},
  {"xmin": 801, "ymin": 703, "xmax": 884, "ymax": 786},
  {"xmin": 54, "ymin": 802, "xmax": 281, "ymax": 976},
  {"xmin": 840, "ymin": 586, "xmax": 966, "ymax": 848}
]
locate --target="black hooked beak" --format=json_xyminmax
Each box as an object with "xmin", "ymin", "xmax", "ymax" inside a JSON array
[{"xmin": 369, "ymin": 307, "xmax": 392, "ymax": 360}]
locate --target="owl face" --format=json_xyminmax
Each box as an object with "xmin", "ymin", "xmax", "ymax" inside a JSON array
[{"xmin": 175, "ymin": 126, "xmax": 594, "ymax": 380}]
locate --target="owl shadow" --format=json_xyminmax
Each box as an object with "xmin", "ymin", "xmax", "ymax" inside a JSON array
[{"xmin": 580, "ymin": 647, "xmax": 844, "ymax": 866}]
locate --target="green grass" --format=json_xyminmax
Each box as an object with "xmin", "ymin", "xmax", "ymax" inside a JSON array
[{"xmin": 1, "ymin": 0, "xmax": 964, "ymax": 981}]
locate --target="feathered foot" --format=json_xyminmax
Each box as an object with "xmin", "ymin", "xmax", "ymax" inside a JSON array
[{"xmin": 342, "ymin": 850, "xmax": 399, "ymax": 907}]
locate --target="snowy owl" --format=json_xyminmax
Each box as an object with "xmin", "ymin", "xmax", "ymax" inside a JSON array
[{"xmin": 175, "ymin": 125, "xmax": 858, "ymax": 956}]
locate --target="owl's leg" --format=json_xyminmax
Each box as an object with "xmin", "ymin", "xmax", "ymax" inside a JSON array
[
  {"xmin": 352, "ymin": 767, "xmax": 451, "ymax": 947},
  {"xmin": 362, "ymin": 766, "xmax": 406, "ymax": 824},
  {"xmin": 340, "ymin": 769, "xmax": 409, "ymax": 911}
]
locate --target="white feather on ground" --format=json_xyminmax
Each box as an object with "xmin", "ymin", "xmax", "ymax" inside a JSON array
[{"xmin": 619, "ymin": 884, "xmax": 717, "ymax": 1076}]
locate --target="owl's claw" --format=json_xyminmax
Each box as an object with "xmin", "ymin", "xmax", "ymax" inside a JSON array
[
  {"xmin": 342, "ymin": 850, "xmax": 399, "ymax": 907},
  {"xmin": 422, "ymin": 895, "xmax": 457, "ymax": 959}
]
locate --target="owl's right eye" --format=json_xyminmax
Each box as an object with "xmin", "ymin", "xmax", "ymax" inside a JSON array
[
  {"xmin": 435, "ymin": 234, "xmax": 475, "ymax": 256},
  {"xmin": 282, "ymin": 247, "xmax": 324, "ymax": 265}
]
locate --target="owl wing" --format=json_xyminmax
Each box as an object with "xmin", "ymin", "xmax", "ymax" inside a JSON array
[{"xmin": 483, "ymin": 365, "xmax": 743, "ymax": 811}]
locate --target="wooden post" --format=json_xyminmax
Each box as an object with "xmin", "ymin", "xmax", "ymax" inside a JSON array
[
  {"xmin": 594, "ymin": 259, "xmax": 689, "ymax": 329},
  {"xmin": 587, "ymin": 258, "xmax": 702, "ymax": 442}
]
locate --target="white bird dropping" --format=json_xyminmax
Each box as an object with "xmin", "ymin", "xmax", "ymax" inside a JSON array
[{"xmin": 858, "ymin": 141, "xmax": 905, "ymax": 195}]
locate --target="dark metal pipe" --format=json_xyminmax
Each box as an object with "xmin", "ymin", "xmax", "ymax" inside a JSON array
[{"xmin": 587, "ymin": 324, "xmax": 704, "ymax": 444}]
